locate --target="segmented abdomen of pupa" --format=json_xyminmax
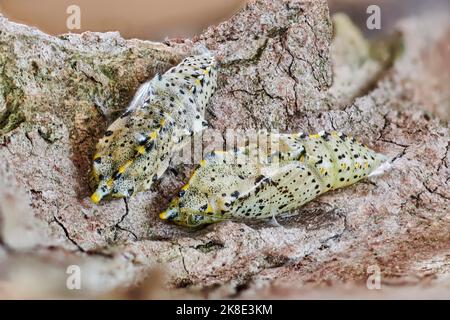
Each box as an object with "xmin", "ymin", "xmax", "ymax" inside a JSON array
[
  {"xmin": 160, "ymin": 131, "xmax": 388, "ymax": 227},
  {"xmin": 91, "ymin": 53, "xmax": 217, "ymax": 203}
]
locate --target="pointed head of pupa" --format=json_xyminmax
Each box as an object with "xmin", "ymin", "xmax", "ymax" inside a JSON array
[
  {"xmin": 91, "ymin": 156, "xmax": 138, "ymax": 203},
  {"xmin": 90, "ymin": 180, "xmax": 113, "ymax": 204}
]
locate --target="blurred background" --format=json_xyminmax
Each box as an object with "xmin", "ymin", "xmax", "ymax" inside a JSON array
[
  {"xmin": 0, "ymin": 0, "xmax": 246, "ymax": 40},
  {"xmin": 0, "ymin": 0, "xmax": 449, "ymax": 40}
]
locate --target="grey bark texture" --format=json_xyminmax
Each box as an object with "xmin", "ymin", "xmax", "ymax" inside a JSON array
[{"xmin": 0, "ymin": 0, "xmax": 449, "ymax": 298}]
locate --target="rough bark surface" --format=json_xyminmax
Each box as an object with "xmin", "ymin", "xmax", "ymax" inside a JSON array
[{"xmin": 0, "ymin": 0, "xmax": 448, "ymax": 298}]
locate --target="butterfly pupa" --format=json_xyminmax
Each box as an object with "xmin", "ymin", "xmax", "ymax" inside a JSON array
[
  {"xmin": 160, "ymin": 131, "xmax": 389, "ymax": 227},
  {"xmin": 90, "ymin": 53, "xmax": 218, "ymax": 203}
]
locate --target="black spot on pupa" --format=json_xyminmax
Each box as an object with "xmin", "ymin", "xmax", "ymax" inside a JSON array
[
  {"xmin": 146, "ymin": 141, "xmax": 155, "ymax": 152},
  {"xmin": 113, "ymin": 171, "xmax": 122, "ymax": 180},
  {"xmin": 138, "ymin": 137, "xmax": 148, "ymax": 146},
  {"xmin": 120, "ymin": 110, "xmax": 132, "ymax": 118},
  {"xmin": 105, "ymin": 130, "xmax": 113, "ymax": 136},
  {"xmin": 322, "ymin": 131, "xmax": 330, "ymax": 140},
  {"xmin": 255, "ymin": 175, "xmax": 266, "ymax": 184}
]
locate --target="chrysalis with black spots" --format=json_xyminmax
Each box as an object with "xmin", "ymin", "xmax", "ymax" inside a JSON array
[
  {"xmin": 91, "ymin": 53, "xmax": 217, "ymax": 203},
  {"xmin": 160, "ymin": 131, "xmax": 389, "ymax": 227}
]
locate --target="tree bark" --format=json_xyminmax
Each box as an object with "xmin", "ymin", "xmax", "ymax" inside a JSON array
[{"xmin": 0, "ymin": 0, "xmax": 448, "ymax": 298}]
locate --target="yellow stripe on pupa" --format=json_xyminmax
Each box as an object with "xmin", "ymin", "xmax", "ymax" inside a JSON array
[
  {"xmin": 136, "ymin": 145, "xmax": 146, "ymax": 154},
  {"xmin": 181, "ymin": 183, "xmax": 190, "ymax": 191},
  {"xmin": 150, "ymin": 131, "xmax": 158, "ymax": 139},
  {"xmin": 106, "ymin": 178, "xmax": 114, "ymax": 187},
  {"xmin": 118, "ymin": 160, "xmax": 133, "ymax": 173},
  {"xmin": 159, "ymin": 211, "xmax": 168, "ymax": 220},
  {"xmin": 205, "ymin": 204, "xmax": 213, "ymax": 214},
  {"xmin": 90, "ymin": 192, "xmax": 101, "ymax": 204}
]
